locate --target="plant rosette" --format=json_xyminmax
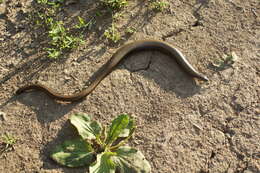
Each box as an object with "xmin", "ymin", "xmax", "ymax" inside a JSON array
[{"xmin": 51, "ymin": 113, "xmax": 151, "ymax": 173}]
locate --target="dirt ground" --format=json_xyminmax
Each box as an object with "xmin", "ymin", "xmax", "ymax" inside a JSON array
[{"xmin": 0, "ymin": 0, "xmax": 259, "ymax": 172}]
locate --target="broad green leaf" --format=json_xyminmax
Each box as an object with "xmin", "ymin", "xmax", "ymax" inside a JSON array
[
  {"xmin": 118, "ymin": 118, "xmax": 135, "ymax": 138},
  {"xmin": 51, "ymin": 138, "xmax": 95, "ymax": 167},
  {"xmin": 70, "ymin": 113, "xmax": 102, "ymax": 140},
  {"xmin": 89, "ymin": 152, "xmax": 116, "ymax": 173},
  {"xmin": 105, "ymin": 114, "xmax": 130, "ymax": 145},
  {"xmin": 112, "ymin": 146, "xmax": 151, "ymax": 173}
]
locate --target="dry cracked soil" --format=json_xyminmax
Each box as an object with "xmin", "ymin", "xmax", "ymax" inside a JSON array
[{"xmin": 0, "ymin": 0, "xmax": 259, "ymax": 173}]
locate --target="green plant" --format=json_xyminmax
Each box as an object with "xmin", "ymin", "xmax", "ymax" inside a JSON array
[
  {"xmin": 37, "ymin": 0, "xmax": 64, "ymax": 6},
  {"xmin": 104, "ymin": 24, "xmax": 121, "ymax": 43},
  {"xmin": 212, "ymin": 51, "xmax": 239, "ymax": 69},
  {"xmin": 51, "ymin": 114, "xmax": 151, "ymax": 173},
  {"xmin": 30, "ymin": 0, "xmax": 84, "ymax": 58},
  {"xmin": 112, "ymin": 12, "xmax": 124, "ymax": 20},
  {"xmin": 150, "ymin": 0, "xmax": 169, "ymax": 12},
  {"xmin": 0, "ymin": 0, "xmax": 4, "ymax": 4},
  {"xmin": 101, "ymin": 0, "xmax": 128, "ymax": 10},
  {"xmin": 32, "ymin": 12, "xmax": 84, "ymax": 58},
  {"xmin": 36, "ymin": 0, "xmax": 48, "ymax": 4},
  {"xmin": 0, "ymin": 133, "xmax": 17, "ymax": 155},
  {"xmin": 46, "ymin": 20, "xmax": 84, "ymax": 58},
  {"xmin": 75, "ymin": 16, "xmax": 95, "ymax": 30},
  {"xmin": 126, "ymin": 27, "xmax": 136, "ymax": 34}
]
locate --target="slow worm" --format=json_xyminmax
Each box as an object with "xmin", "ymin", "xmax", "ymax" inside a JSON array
[{"xmin": 16, "ymin": 40, "xmax": 208, "ymax": 102}]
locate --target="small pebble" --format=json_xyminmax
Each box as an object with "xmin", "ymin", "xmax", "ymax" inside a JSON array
[{"xmin": 0, "ymin": 111, "xmax": 7, "ymax": 121}]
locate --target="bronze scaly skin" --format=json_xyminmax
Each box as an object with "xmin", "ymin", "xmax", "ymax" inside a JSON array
[{"xmin": 16, "ymin": 40, "xmax": 208, "ymax": 102}]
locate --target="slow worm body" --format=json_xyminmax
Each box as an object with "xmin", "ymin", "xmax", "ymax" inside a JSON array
[{"xmin": 16, "ymin": 40, "xmax": 208, "ymax": 102}]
